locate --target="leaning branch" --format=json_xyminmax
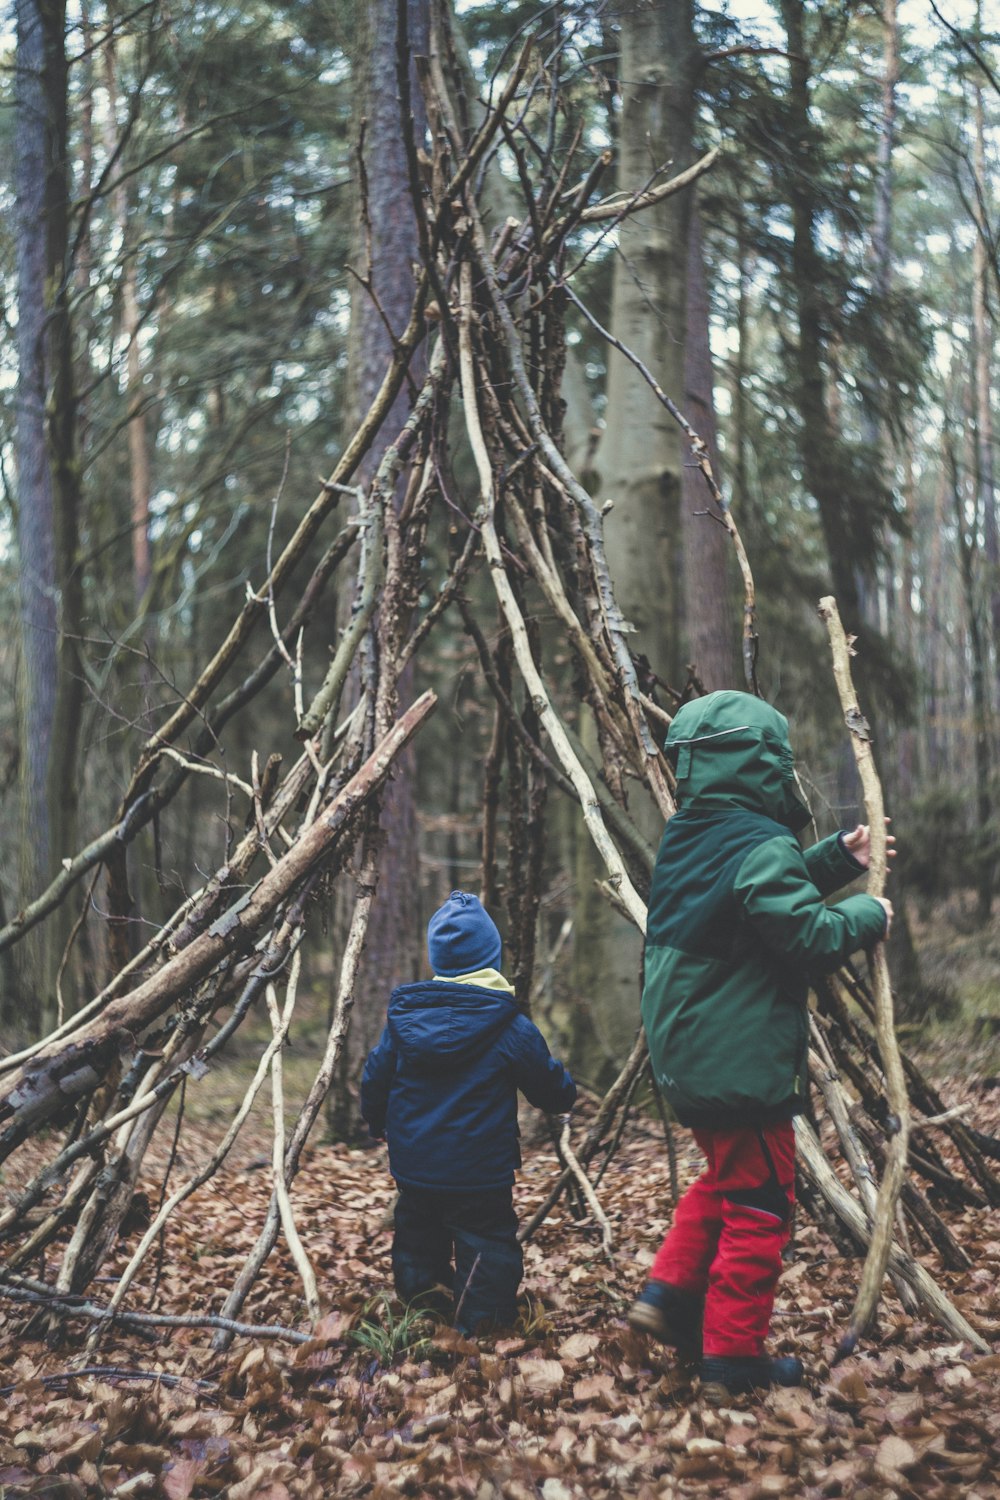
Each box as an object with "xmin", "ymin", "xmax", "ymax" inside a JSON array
[
  {"xmin": 795, "ymin": 1121, "xmax": 987, "ymax": 1353},
  {"xmin": 128, "ymin": 278, "xmax": 429, "ymax": 786},
  {"xmin": 819, "ymin": 596, "xmax": 911, "ymax": 1360},
  {"xmin": 557, "ymin": 1115, "xmax": 613, "ymax": 1256},
  {"xmin": 0, "ymin": 693, "xmax": 437, "ymax": 1156},
  {"xmin": 575, "ymin": 146, "xmax": 720, "ymax": 225},
  {"xmin": 0, "ymin": 793, "xmax": 154, "ymax": 955},
  {"xmin": 457, "ymin": 261, "xmax": 647, "ymax": 935}
]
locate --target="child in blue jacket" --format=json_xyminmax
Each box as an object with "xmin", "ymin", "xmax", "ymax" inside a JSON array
[{"xmin": 361, "ymin": 891, "xmax": 576, "ymax": 1332}]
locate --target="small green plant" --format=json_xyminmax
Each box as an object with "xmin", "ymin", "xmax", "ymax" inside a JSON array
[
  {"xmin": 348, "ymin": 1292, "xmax": 434, "ymax": 1365},
  {"xmin": 515, "ymin": 1293, "xmax": 554, "ymax": 1339}
]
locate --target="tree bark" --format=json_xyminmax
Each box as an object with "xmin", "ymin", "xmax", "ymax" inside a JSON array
[
  {"xmin": 328, "ymin": 0, "xmax": 430, "ymax": 1139},
  {"xmin": 13, "ymin": 0, "xmax": 83, "ymax": 1032},
  {"xmin": 104, "ymin": 40, "xmax": 153, "ymax": 612},
  {"xmin": 573, "ymin": 0, "xmax": 695, "ymax": 1083},
  {"xmin": 779, "ymin": 0, "xmax": 867, "ymax": 650},
  {"xmin": 680, "ymin": 205, "xmax": 738, "ymax": 690},
  {"xmin": 869, "ymin": 0, "xmax": 898, "ymax": 638},
  {"xmin": 972, "ymin": 63, "xmax": 999, "ymax": 771},
  {"xmin": 871, "ymin": 0, "xmax": 898, "ymax": 303},
  {"xmin": 950, "ymin": 425, "xmax": 993, "ymax": 922},
  {"xmin": 591, "ymin": 0, "xmax": 694, "ymax": 681}
]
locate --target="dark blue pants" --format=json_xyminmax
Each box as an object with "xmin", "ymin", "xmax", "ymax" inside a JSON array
[{"xmin": 392, "ymin": 1186, "xmax": 523, "ymax": 1333}]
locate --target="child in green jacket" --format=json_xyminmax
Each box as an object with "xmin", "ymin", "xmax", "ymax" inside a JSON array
[{"xmin": 628, "ymin": 691, "xmax": 892, "ymax": 1399}]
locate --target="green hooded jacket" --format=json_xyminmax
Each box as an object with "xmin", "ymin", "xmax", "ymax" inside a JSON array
[{"xmin": 641, "ymin": 691, "xmax": 887, "ymax": 1128}]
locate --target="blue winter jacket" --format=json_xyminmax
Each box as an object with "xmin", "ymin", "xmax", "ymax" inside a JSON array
[{"xmin": 360, "ymin": 980, "xmax": 577, "ymax": 1192}]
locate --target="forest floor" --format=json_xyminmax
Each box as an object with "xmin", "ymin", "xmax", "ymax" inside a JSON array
[
  {"xmin": 0, "ymin": 1009, "xmax": 999, "ymax": 1500},
  {"xmin": 1, "ymin": 898, "xmax": 999, "ymax": 1499}
]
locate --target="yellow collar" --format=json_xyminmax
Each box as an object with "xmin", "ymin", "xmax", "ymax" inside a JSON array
[{"xmin": 433, "ymin": 967, "xmax": 515, "ymax": 994}]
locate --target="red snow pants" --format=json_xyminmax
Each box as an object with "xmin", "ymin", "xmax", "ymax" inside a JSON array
[{"xmin": 650, "ymin": 1121, "xmax": 796, "ymax": 1357}]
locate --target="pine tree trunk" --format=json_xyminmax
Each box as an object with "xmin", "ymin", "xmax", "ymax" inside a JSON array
[
  {"xmin": 972, "ymin": 72, "xmax": 999, "ymax": 749},
  {"xmin": 730, "ymin": 200, "xmax": 751, "ymax": 517},
  {"xmin": 680, "ymin": 205, "xmax": 737, "ymax": 690},
  {"xmin": 591, "ymin": 0, "xmax": 694, "ymax": 683},
  {"xmin": 327, "ymin": 0, "xmax": 429, "ymax": 1138},
  {"xmin": 12, "ymin": 0, "xmax": 83, "ymax": 1032},
  {"xmin": 869, "ymin": 0, "xmax": 898, "ymax": 636},
  {"xmin": 573, "ymin": 0, "xmax": 695, "ymax": 1084},
  {"xmin": 779, "ymin": 0, "xmax": 864, "ymax": 635},
  {"xmin": 871, "ymin": 0, "xmax": 898, "ymax": 302}
]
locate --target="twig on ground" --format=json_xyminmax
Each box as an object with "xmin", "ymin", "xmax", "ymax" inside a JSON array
[{"xmin": 0, "ymin": 1276, "xmax": 311, "ymax": 1345}]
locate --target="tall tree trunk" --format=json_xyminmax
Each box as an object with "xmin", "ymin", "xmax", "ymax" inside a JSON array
[
  {"xmin": 871, "ymin": 0, "xmax": 898, "ymax": 304},
  {"xmin": 680, "ymin": 205, "xmax": 737, "ymax": 690},
  {"xmin": 12, "ymin": 0, "xmax": 83, "ymax": 1032},
  {"xmin": 861, "ymin": 0, "xmax": 924, "ymax": 991},
  {"xmin": 573, "ymin": 0, "xmax": 695, "ymax": 1084},
  {"xmin": 972, "ymin": 68, "xmax": 999, "ymax": 729},
  {"xmin": 592, "ymin": 0, "xmax": 694, "ymax": 682},
  {"xmin": 968, "ymin": 64, "xmax": 996, "ymax": 917},
  {"xmin": 949, "ymin": 425, "xmax": 993, "ymax": 921},
  {"xmin": 870, "ymin": 0, "xmax": 899, "ymax": 637},
  {"xmin": 731, "ymin": 198, "xmax": 751, "ymax": 516},
  {"xmin": 103, "ymin": 25, "xmax": 153, "ymax": 614},
  {"xmin": 12, "ymin": 0, "xmax": 56, "ymax": 1027},
  {"xmin": 925, "ymin": 459, "xmax": 949, "ymax": 780},
  {"xmin": 893, "ymin": 425, "xmax": 918, "ymax": 799},
  {"xmin": 98, "ymin": 19, "xmax": 154, "ymax": 976},
  {"xmin": 779, "ymin": 0, "xmax": 864, "ymax": 641},
  {"xmin": 327, "ymin": 0, "xmax": 429, "ymax": 1138}
]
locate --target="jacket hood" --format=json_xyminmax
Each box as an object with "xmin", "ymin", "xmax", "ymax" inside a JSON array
[
  {"xmin": 666, "ymin": 691, "xmax": 811, "ymax": 832},
  {"xmin": 387, "ymin": 980, "xmax": 517, "ymax": 1073}
]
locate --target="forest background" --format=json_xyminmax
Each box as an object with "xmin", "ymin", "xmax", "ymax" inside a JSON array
[{"xmin": 2, "ymin": 0, "xmax": 1000, "ymax": 1112}]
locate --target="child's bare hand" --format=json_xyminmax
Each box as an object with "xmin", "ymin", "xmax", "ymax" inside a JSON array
[
  {"xmin": 876, "ymin": 897, "xmax": 894, "ymax": 938},
  {"xmin": 843, "ymin": 817, "xmax": 896, "ymax": 871}
]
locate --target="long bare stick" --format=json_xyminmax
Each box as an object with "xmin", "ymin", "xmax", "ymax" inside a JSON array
[
  {"xmin": 819, "ymin": 596, "xmax": 911, "ymax": 1359},
  {"xmin": 0, "ymin": 1276, "xmax": 310, "ymax": 1345},
  {"xmin": 443, "ymin": 99, "xmax": 673, "ymax": 815},
  {"xmin": 266, "ymin": 953, "xmax": 321, "ymax": 1323},
  {"xmin": 808, "ymin": 1029, "xmax": 917, "ymax": 1313}
]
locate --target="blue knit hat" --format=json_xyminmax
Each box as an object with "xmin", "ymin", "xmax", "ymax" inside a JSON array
[{"xmin": 427, "ymin": 891, "xmax": 502, "ymax": 977}]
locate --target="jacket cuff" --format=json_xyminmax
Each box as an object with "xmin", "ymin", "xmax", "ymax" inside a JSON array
[
  {"xmin": 839, "ymin": 892, "xmax": 888, "ymax": 945},
  {"xmin": 803, "ymin": 831, "xmax": 863, "ymax": 897}
]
